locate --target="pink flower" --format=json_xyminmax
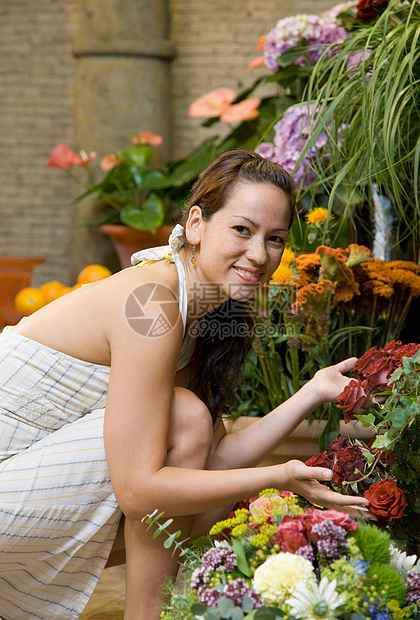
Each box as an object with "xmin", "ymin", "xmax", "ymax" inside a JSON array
[
  {"xmin": 99, "ymin": 153, "xmax": 120, "ymax": 172},
  {"xmin": 220, "ymin": 98, "xmax": 261, "ymax": 123},
  {"xmin": 131, "ymin": 131, "xmax": 163, "ymax": 146},
  {"xmin": 273, "ymin": 516, "xmax": 308, "ymax": 553},
  {"xmin": 189, "ymin": 88, "xmax": 237, "ymax": 119},
  {"xmin": 47, "ymin": 144, "xmax": 96, "ymax": 170}
]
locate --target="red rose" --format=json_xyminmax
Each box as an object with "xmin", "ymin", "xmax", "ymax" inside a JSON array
[
  {"xmin": 327, "ymin": 436, "xmax": 351, "ymax": 459},
  {"xmin": 336, "ymin": 378, "xmax": 372, "ymax": 422},
  {"xmin": 356, "ymin": 0, "xmax": 388, "ymax": 23},
  {"xmin": 333, "ymin": 446, "xmax": 367, "ymax": 484},
  {"xmin": 364, "ymin": 479, "xmax": 407, "ymax": 523},
  {"xmin": 273, "ymin": 516, "xmax": 308, "ymax": 553},
  {"xmin": 305, "ymin": 451, "xmax": 330, "ymax": 468},
  {"xmin": 353, "ymin": 346, "xmax": 394, "ymax": 389},
  {"xmin": 385, "ymin": 341, "xmax": 420, "ymax": 367}
]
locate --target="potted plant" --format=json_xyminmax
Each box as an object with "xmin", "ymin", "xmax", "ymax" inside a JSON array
[{"xmin": 47, "ymin": 132, "xmax": 199, "ymax": 268}]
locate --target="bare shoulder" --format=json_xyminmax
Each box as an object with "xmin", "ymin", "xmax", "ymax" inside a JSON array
[{"xmin": 12, "ymin": 261, "xmax": 183, "ymax": 367}]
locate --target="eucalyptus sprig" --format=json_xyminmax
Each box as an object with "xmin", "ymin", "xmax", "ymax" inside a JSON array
[{"xmin": 141, "ymin": 509, "xmax": 190, "ymax": 558}]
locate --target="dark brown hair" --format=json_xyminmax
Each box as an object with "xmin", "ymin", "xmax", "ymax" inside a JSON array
[
  {"xmin": 181, "ymin": 149, "xmax": 296, "ymax": 231},
  {"xmin": 180, "ymin": 150, "xmax": 296, "ymax": 424}
]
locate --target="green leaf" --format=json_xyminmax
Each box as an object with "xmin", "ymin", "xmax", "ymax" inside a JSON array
[
  {"xmin": 230, "ymin": 607, "xmax": 245, "ymax": 620},
  {"xmin": 355, "ymin": 413, "xmax": 377, "ymax": 427},
  {"xmin": 120, "ymin": 192, "xmax": 165, "ymax": 232},
  {"xmin": 218, "ymin": 596, "xmax": 235, "ymax": 617},
  {"xmin": 241, "ymin": 597, "xmax": 255, "ymax": 613},
  {"xmin": 231, "ymin": 538, "xmax": 251, "ymax": 577},
  {"xmin": 350, "ymin": 614, "xmax": 366, "ymax": 620},
  {"xmin": 254, "ymin": 607, "xmax": 284, "ymax": 619},
  {"xmin": 191, "ymin": 603, "xmax": 208, "ymax": 614},
  {"xmin": 122, "ymin": 144, "xmax": 152, "ymax": 167},
  {"xmin": 386, "ymin": 407, "xmax": 411, "ymax": 428}
]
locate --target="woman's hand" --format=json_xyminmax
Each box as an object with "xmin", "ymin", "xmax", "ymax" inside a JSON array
[
  {"xmin": 308, "ymin": 357, "xmax": 357, "ymax": 405},
  {"xmin": 281, "ymin": 459, "xmax": 374, "ymax": 520}
]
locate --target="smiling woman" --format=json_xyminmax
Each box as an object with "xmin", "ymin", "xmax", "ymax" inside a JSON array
[{"xmin": 0, "ymin": 150, "xmax": 371, "ymax": 620}]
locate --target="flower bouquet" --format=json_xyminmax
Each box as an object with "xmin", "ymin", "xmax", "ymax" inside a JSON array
[
  {"xmin": 306, "ymin": 340, "xmax": 420, "ymax": 553},
  {"xmin": 150, "ymin": 490, "xmax": 420, "ymax": 620},
  {"xmin": 233, "ymin": 236, "xmax": 420, "ymax": 449}
]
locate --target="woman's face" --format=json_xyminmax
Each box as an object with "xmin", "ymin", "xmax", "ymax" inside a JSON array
[{"xmin": 188, "ymin": 180, "xmax": 291, "ymax": 302}]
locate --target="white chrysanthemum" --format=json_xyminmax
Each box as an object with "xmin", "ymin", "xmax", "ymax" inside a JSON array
[
  {"xmin": 286, "ymin": 577, "xmax": 345, "ymax": 619},
  {"xmin": 252, "ymin": 552, "xmax": 315, "ymax": 606},
  {"xmin": 389, "ymin": 544, "xmax": 420, "ymax": 573}
]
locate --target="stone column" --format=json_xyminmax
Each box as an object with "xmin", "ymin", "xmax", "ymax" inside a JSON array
[{"xmin": 70, "ymin": 0, "xmax": 175, "ymax": 276}]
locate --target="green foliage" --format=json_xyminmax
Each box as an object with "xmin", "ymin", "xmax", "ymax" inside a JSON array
[
  {"xmin": 301, "ymin": 0, "xmax": 420, "ymax": 256},
  {"xmin": 367, "ymin": 563, "xmax": 407, "ymax": 605},
  {"xmin": 351, "ymin": 524, "xmax": 391, "ymax": 565}
]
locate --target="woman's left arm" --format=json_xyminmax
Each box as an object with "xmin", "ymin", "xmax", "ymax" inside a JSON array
[{"xmin": 214, "ymin": 357, "xmax": 357, "ymax": 469}]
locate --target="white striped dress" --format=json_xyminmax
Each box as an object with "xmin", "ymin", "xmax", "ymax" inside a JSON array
[{"xmin": 0, "ymin": 226, "xmax": 193, "ymax": 619}]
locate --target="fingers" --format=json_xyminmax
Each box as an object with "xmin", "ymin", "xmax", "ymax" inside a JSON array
[{"xmin": 334, "ymin": 357, "xmax": 358, "ymax": 374}]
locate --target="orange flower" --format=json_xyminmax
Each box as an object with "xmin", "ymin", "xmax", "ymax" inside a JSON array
[
  {"xmin": 334, "ymin": 280, "xmax": 360, "ymax": 304},
  {"xmin": 294, "ymin": 279, "xmax": 335, "ymax": 311},
  {"xmin": 388, "ymin": 260, "xmax": 420, "ymax": 274},
  {"xmin": 295, "ymin": 253, "xmax": 321, "ymax": 270},
  {"xmin": 254, "ymin": 34, "xmax": 267, "ymax": 52},
  {"xmin": 306, "ymin": 207, "xmax": 332, "ymax": 225},
  {"xmin": 99, "ymin": 153, "xmax": 120, "ymax": 172},
  {"xmin": 357, "ymin": 261, "xmax": 394, "ymax": 298},
  {"xmin": 391, "ymin": 269, "xmax": 420, "ymax": 296},
  {"xmin": 189, "ymin": 88, "xmax": 237, "ymax": 119},
  {"xmin": 131, "ymin": 131, "xmax": 163, "ymax": 146},
  {"xmin": 271, "ymin": 264, "xmax": 296, "ymax": 286},
  {"xmin": 220, "ymin": 97, "xmax": 261, "ymax": 123},
  {"xmin": 295, "ymin": 253, "xmax": 320, "ymax": 287}
]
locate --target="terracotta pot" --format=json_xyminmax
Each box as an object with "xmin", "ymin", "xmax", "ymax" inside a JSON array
[
  {"xmin": 224, "ymin": 417, "xmax": 375, "ymax": 466},
  {"xmin": 0, "ymin": 257, "xmax": 45, "ymax": 327},
  {"xmin": 99, "ymin": 224, "xmax": 175, "ymax": 269},
  {"xmin": 0, "ymin": 256, "xmax": 45, "ymax": 275}
]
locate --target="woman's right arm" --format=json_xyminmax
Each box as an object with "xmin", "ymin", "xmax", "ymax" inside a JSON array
[{"xmin": 103, "ymin": 272, "xmax": 370, "ymax": 520}]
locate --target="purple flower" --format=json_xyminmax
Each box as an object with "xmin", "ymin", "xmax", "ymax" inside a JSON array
[
  {"xmin": 223, "ymin": 578, "xmax": 262, "ymax": 607},
  {"xmin": 263, "ymin": 13, "xmax": 349, "ymax": 72},
  {"xmin": 201, "ymin": 546, "xmax": 237, "ymax": 573},
  {"xmin": 312, "ymin": 520, "xmax": 348, "ymax": 561},
  {"xmin": 406, "ymin": 569, "xmax": 420, "ymax": 605},
  {"xmin": 255, "ymin": 104, "xmax": 331, "ymax": 186},
  {"xmin": 295, "ymin": 544, "xmax": 316, "ymax": 563},
  {"xmin": 198, "ymin": 587, "xmax": 220, "ymax": 607}
]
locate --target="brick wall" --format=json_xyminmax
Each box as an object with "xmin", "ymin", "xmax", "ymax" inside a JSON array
[
  {"xmin": 0, "ymin": 0, "xmax": 78, "ymax": 286},
  {"xmin": 169, "ymin": 0, "xmax": 337, "ymax": 159},
  {"xmin": 0, "ymin": 0, "xmax": 336, "ymax": 284}
]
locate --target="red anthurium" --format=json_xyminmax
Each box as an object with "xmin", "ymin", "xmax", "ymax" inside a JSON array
[
  {"xmin": 131, "ymin": 131, "xmax": 163, "ymax": 146},
  {"xmin": 47, "ymin": 144, "xmax": 96, "ymax": 170},
  {"xmin": 99, "ymin": 153, "xmax": 120, "ymax": 172}
]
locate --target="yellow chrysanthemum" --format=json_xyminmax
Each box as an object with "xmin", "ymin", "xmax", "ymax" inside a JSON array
[
  {"xmin": 280, "ymin": 247, "xmax": 296, "ymax": 266},
  {"xmin": 253, "ymin": 553, "xmax": 315, "ymax": 606},
  {"xmin": 271, "ymin": 264, "xmax": 296, "ymax": 286},
  {"xmin": 306, "ymin": 207, "xmax": 332, "ymax": 225}
]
